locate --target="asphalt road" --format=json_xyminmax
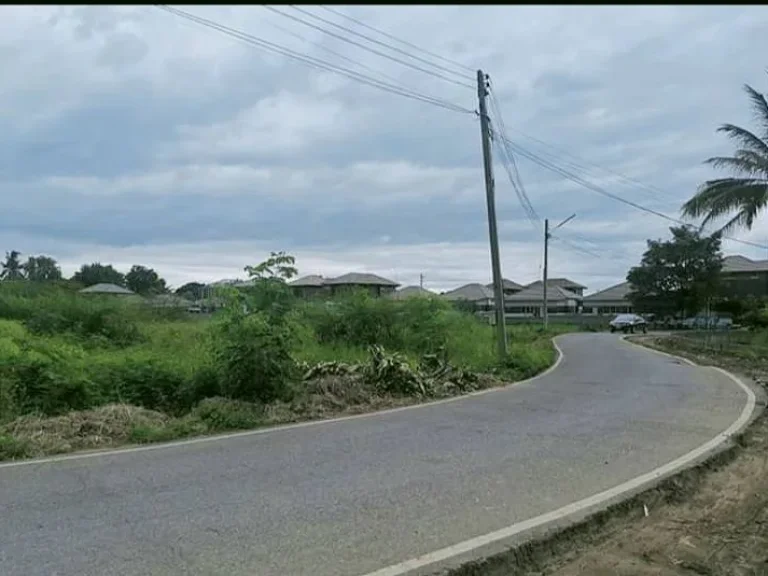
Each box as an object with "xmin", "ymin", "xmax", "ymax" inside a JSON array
[{"xmin": 0, "ymin": 334, "xmax": 750, "ymax": 576}]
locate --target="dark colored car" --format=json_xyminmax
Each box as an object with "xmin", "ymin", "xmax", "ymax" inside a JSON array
[{"xmin": 609, "ymin": 313, "xmax": 647, "ymax": 334}]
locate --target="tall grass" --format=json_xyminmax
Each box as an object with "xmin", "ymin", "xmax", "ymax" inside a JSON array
[{"xmin": 0, "ymin": 280, "xmax": 568, "ymax": 431}]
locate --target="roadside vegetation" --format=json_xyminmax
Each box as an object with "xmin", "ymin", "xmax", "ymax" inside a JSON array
[{"xmin": 0, "ymin": 252, "xmax": 569, "ymax": 461}]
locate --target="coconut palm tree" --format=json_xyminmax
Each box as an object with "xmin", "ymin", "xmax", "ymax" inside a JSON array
[
  {"xmin": 681, "ymin": 78, "xmax": 768, "ymax": 234},
  {"xmin": 0, "ymin": 250, "xmax": 25, "ymax": 281}
]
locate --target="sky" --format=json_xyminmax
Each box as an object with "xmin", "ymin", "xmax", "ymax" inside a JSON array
[{"xmin": 2, "ymin": 5, "xmax": 768, "ymax": 293}]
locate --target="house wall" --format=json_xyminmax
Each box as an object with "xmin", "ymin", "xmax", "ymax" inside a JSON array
[
  {"xmin": 721, "ymin": 271, "xmax": 768, "ymax": 299},
  {"xmin": 328, "ymin": 284, "xmax": 396, "ymax": 298},
  {"xmin": 584, "ymin": 301, "xmax": 633, "ymax": 315}
]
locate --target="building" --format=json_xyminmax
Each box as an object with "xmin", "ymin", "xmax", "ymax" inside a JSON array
[
  {"xmin": 390, "ymin": 285, "xmax": 435, "ymax": 300},
  {"xmin": 441, "ymin": 283, "xmax": 494, "ymax": 311},
  {"xmin": 484, "ymin": 278, "xmax": 525, "ymax": 296},
  {"xmin": 583, "ymin": 281, "xmax": 634, "ymax": 315},
  {"xmin": 288, "ymin": 272, "xmax": 399, "ymax": 298},
  {"xmin": 524, "ymin": 278, "xmax": 587, "ymax": 297},
  {"xmin": 721, "ymin": 255, "xmax": 768, "ymax": 298},
  {"xmin": 504, "ymin": 284, "xmax": 583, "ymax": 315},
  {"xmin": 79, "ymin": 283, "xmax": 136, "ymax": 296},
  {"xmin": 288, "ymin": 274, "xmax": 327, "ymax": 299}
]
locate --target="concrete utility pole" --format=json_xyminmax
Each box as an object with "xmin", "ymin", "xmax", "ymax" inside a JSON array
[
  {"xmin": 477, "ymin": 69, "xmax": 507, "ymax": 359},
  {"xmin": 543, "ymin": 213, "xmax": 576, "ymax": 329}
]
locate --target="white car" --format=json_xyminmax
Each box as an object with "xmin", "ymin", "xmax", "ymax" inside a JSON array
[{"xmin": 609, "ymin": 313, "xmax": 647, "ymax": 334}]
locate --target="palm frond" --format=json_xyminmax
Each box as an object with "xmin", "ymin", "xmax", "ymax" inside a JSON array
[
  {"xmin": 716, "ymin": 123, "xmax": 768, "ymax": 157},
  {"xmin": 705, "ymin": 155, "xmax": 767, "ymax": 177},
  {"xmin": 744, "ymin": 83, "xmax": 768, "ymax": 137},
  {"xmin": 681, "ymin": 178, "xmax": 768, "ymax": 233}
]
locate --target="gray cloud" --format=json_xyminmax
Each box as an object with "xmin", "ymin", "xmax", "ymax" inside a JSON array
[{"xmin": 2, "ymin": 5, "xmax": 768, "ymax": 291}]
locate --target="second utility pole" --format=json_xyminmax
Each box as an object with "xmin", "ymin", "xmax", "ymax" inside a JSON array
[
  {"xmin": 543, "ymin": 219, "xmax": 550, "ymax": 329},
  {"xmin": 477, "ymin": 69, "xmax": 507, "ymax": 360}
]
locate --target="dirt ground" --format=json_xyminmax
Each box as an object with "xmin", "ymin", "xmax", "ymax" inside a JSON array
[{"xmin": 449, "ymin": 336, "xmax": 768, "ymax": 576}]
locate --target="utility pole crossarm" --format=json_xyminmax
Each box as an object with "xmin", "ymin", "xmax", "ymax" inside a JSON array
[{"xmin": 477, "ymin": 69, "xmax": 507, "ymax": 359}]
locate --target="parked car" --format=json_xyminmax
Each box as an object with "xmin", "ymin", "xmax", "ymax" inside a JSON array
[{"xmin": 609, "ymin": 313, "xmax": 647, "ymax": 334}]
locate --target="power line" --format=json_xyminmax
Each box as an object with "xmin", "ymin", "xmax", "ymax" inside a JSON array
[
  {"xmin": 318, "ymin": 5, "xmax": 475, "ymax": 75},
  {"xmin": 262, "ymin": 5, "xmax": 475, "ymax": 90},
  {"xmin": 288, "ymin": 5, "xmax": 475, "ymax": 82},
  {"xmin": 502, "ymin": 134, "xmax": 768, "ymax": 250},
  {"xmin": 260, "ymin": 13, "xmax": 411, "ymax": 92},
  {"xmin": 154, "ymin": 5, "xmax": 474, "ymax": 115},
  {"xmin": 508, "ymin": 128, "xmax": 673, "ymax": 206}
]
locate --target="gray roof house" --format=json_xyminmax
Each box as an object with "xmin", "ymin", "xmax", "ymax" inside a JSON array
[
  {"xmin": 288, "ymin": 272, "xmax": 399, "ymax": 298},
  {"xmin": 390, "ymin": 285, "xmax": 435, "ymax": 300},
  {"xmin": 485, "ymin": 278, "xmax": 525, "ymax": 295},
  {"xmin": 441, "ymin": 283, "xmax": 494, "ymax": 311},
  {"xmin": 79, "ymin": 283, "xmax": 136, "ymax": 296},
  {"xmin": 505, "ymin": 284, "xmax": 583, "ymax": 310},
  {"xmin": 721, "ymin": 255, "xmax": 768, "ymax": 298},
  {"xmin": 525, "ymin": 278, "xmax": 587, "ymax": 296},
  {"xmin": 582, "ymin": 281, "xmax": 633, "ymax": 314}
]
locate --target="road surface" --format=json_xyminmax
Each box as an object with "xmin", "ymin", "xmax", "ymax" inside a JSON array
[{"xmin": 0, "ymin": 334, "xmax": 752, "ymax": 576}]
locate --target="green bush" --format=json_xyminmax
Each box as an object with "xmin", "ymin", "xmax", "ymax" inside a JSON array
[{"xmin": 211, "ymin": 310, "xmax": 296, "ymax": 403}]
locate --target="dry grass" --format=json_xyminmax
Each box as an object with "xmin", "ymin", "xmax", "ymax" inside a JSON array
[{"xmin": 0, "ymin": 404, "xmax": 169, "ymax": 458}]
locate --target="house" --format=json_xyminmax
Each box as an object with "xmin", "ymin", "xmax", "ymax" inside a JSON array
[
  {"xmin": 288, "ymin": 274, "xmax": 328, "ymax": 299},
  {"xmin": 583, "ymin": 281, "xmax": 634, "ymax": 315},
  {"xmin": 79, "ymin": 283, "xmax": 136, "ymax": 296},
  {"xmin": 524, "ymin": 277, "xmax": 587, "ymax": 297},
  {"xmin": 484, "ymin": 278, "xmax": 525, "ymax": 296},
  {"xmin": 441, "ymin": 283, "xmax": 494, "ymax": 311},
  {"xmin": 504, "ymin": 284, "xmax": 583, "ymax": 315},
  {"xmin": 720, "ymin": 255, "xmax": 768, "ymax": 298},
  {"xmin": 390, "ymin": 285, "xmax": 435, "ymax": 300},
  {"xmin": 289, "ymin": 272, "xmax": 399, "ymax": 298}
]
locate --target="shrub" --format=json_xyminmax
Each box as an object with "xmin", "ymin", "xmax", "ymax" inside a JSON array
[{"xmin": 211, "ymin": 310, "xmax": 296, "ymax": 403}]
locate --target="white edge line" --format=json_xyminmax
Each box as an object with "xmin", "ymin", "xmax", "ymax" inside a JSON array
[
  {"xmin": 358, "ymin": 337, "xmax": 758, "ymax": 576},
  {"xmin": 0, "ymin": 336, "xmax": 566, "ymax": 470}
]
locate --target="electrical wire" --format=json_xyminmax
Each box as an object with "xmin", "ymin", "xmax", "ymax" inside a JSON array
[
  {"xmin": 318, "ymin": 5, "xmax": 475, "ymax": 75},
  {"xmin": 154, "ymin": 5, "xmax": 475, "ymax": 115},
  {"xmin": 260, "ymin": 13, "xmax": 413, "ymax": 92},
  {"xmin": 287, "ymin": 5, "xmax": 475, "ymax": 82},
  {"xmin": 502, "ymin": 134, "xmax": 768, "ymax": 250},
  {"xmin": 262, "ymin": 6, "xmax": 475, "ymax": 90}
]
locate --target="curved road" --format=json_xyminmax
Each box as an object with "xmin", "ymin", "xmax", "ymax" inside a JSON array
[{"xmin": 0, "ymin": 334, "xmax": 752, "ymax": 576}]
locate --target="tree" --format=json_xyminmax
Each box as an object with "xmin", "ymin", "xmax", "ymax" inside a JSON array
[
  {"xmin": 681, "ymin": 74, "xmax": 768, "ymax": 234},
  {"xmin": 72, "ymin": 263, "xmax": 126, "ymax": 287},
  {"xmin": 125, "ymin": 265, "xmax": 168, "ymax": 296},
  {"xmin": 627, "ymin": 226, "xmax": 723, "ymax": 318},
  {"xmin": 23, "ymin": 255, "xmax": 62, "ymax": 282},
  {"xmin": 1, "ymin": 250, "xmax": 25, "ymax": 281},
  {"xmin": 175, "ymin": 281, "xmax": 206, "ymax": 301},
  {"xmin": 243, "ymin": 251, "xmax": 298, "ymax": 319}
]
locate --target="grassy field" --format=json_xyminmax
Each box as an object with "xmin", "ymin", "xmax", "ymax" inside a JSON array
[{"xmin": 0, "ymin": 279, "xmax": 574, "ymax": 460}]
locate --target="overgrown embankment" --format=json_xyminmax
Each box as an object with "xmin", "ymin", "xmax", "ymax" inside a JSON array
[{"xmin": 0, "ymin": 274, "xmax": 569, "ymax": 461}]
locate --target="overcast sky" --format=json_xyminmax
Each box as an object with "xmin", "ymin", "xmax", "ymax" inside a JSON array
[{"xmin": 2, "ymin": 5, "xmax": 768, "ymax": 292}]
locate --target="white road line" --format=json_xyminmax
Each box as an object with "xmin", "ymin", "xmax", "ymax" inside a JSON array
[
  {"xmin": 358, "ymin": 338, "xmax": 758, "ymax": 576},
  {"xmin": 0, "ymin": 336, "xmax": 566, "ymax": 470}
]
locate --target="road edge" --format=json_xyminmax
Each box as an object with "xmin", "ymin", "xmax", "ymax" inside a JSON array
[
  {"xmin": 357, "ymin": 334, "xmax": 762, "ymax": 576},
  {"xmin": 0, "ymin": 334, "xmax": 566, "ymax": 470}
]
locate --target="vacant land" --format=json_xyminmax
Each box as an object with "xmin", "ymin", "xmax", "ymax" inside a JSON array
[
  {"xmin": 0, "ymin": 279, "xmax": 570, "ymax": 461},
  {"xmin": 453, "ymin": 332, "xmax": 767, "ymax": 576}
]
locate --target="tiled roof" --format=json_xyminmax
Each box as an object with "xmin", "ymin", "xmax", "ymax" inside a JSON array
[
  {"xmin": 441, "ymin": 283, "xmax": 493, "ymax": 302},
  {"xmin": 323, "ymin": 273, "xmax": 399, "ymax": 287},
  {"xmin": 79, "ymin": 283, "xmax": 135, "ymax": 295},
  {"xmin": 526, "ymin": 277, "xmax": 587, "ymax": 291},
  {"xmin": 583, "ymin": 281, "xmax": 633, "ymax": 302},
  {"xmin": 505, "ymin": 284, "xmax": 582, "ymax": 303},
  {"xmin": 722, "ymin": 255, "xmax": 768, "ymax": 273}
]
